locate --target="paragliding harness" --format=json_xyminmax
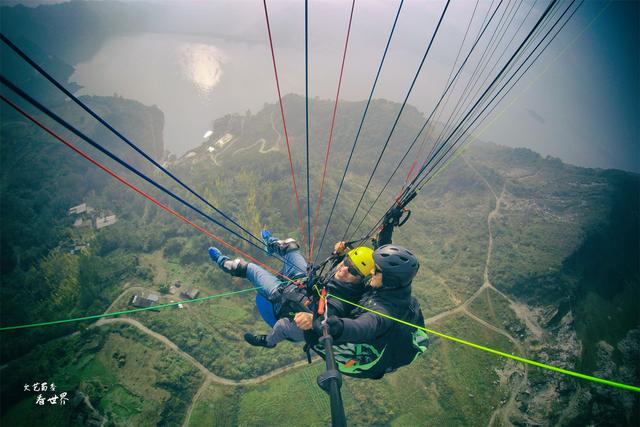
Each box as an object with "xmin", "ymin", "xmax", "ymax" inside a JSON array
[
  {"xmin": 302, "ymin": 193, "xmax": 428, "ymax": 379},
  {"xmin": 256, "ymin": 260, "xmax": 331, "ymax": 328},
  {"xmin": 272, "ymin": 277, "xmax": 315, "ymax": 320},
  {"xmin": 306, "ymin": 295, "xmax": 429, "ymax": 379}
]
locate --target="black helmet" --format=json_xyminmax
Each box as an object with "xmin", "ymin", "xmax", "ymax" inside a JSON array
[{"xmin": 373, "ymin": 244, "xmax": 419, "ymax": 288}]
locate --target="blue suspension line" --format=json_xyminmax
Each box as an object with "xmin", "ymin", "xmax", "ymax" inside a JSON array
[
  {"xmin": 305, "ymin": 0, "xmax": 312, "ymax": 259},
  {"xmin": 313, "ymin": 0, "xmax": 405, "ymax": 264}
]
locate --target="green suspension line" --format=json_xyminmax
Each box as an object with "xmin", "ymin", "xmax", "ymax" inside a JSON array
[
  {"xmin": 0, "ymin": 287, "xmax": 262, "ymax": 331},
  {"xmin": 328, "ymin": 293, "xmax": 640, "ymax": 393}
]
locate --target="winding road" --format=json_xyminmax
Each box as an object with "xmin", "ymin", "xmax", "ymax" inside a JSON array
[
  {"xmin": 94, "ymin": 317, "xmax": 315, "ymax": 387},
  {"xmin": 95, "ymin": 288, "xmax": 319, "ymax": 426},
  {"xmin": 451, "ymin": 155, "xmax": 532, "ymax": 426},
  {"xmin": 84, "ymin": 154, "xmax": 535, "ymax": 426}
]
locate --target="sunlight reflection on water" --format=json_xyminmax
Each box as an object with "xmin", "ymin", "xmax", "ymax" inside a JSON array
[{"xmin": 179, "ymin": 43, "xmax": 224, "ymax": 95}]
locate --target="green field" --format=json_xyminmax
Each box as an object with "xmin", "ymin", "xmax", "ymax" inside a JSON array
[
  {"xmin": 1, "ymin": 324, "xmax": 204, "ymax": 427},
  {"xmin": 2, "ymin": 82, "xmax": 637, "ymax": 425}
]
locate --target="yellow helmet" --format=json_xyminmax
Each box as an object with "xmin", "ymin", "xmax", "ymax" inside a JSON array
[{"xmin": 346, "ymin": 246, "xmax": 375, "ymax": 277}]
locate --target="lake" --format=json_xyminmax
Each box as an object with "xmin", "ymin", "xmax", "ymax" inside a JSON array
[{"xmin": 70, "ymin": 32, "xmax": 450, "ymax": 157}]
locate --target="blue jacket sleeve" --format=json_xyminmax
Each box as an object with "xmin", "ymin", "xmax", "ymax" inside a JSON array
[{"xmin": 335, "ymin": 312, "xmax": 394, "ymax": 344}]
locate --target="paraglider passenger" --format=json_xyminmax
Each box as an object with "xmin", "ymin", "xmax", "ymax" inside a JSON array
[{"xmin": 208, "ymin": 230, "xmax": 374, "ymax": 348}]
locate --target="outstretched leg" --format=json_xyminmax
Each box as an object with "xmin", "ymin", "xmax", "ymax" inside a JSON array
[
  {"xmin": 261, "ymin": 229, "xmax": 307, "ymax": 279},
  {"xmin": 209, "ymin": 247, "xmax": 281, "ymax": 300},
  {"xmin": 208, "ymin": 247, "xmax": 247, "ymax": 277}
]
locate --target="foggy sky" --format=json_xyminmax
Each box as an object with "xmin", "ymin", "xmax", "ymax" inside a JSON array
[{"xmin": 3, "ymin": 0, "xmax": 638, "ymax": 172}]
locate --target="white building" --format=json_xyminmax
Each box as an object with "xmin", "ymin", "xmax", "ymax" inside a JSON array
[
  {"xmin": 215, "ymin": 133, "xmax": 233, "ymax": 148},
  {"xmin": 68, "ymin": 203, "xmax": 95, "ymax": 215},
  {"xmin": 96, "ymin": 215, "xmax": 117, "ymax": 229}
]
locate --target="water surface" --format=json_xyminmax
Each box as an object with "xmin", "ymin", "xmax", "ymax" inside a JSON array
[{"xmin": 70, "ymin": 31, "xmax": 445, "ymax": 156}]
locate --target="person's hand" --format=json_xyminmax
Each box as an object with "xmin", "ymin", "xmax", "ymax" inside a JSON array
[
  {"xmin": 312, "ymin": 315, "xmax": 344, "ymax": 339},
  {"xmin": 294, "ymin": 312, "xmax": 314, "ymax": 330},
  {"xmin": 333, "ymin": 241, "xmax": 347, "ymax": 255}
]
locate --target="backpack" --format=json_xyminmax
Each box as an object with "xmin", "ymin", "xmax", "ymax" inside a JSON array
[{"xmin": 312, "ymin": 297, "xmax": 429, "ymax": 379}]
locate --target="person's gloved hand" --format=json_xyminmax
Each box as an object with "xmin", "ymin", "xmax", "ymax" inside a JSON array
[
  {"xmin": 384, "ymin": 204, "xmax": 403, "ymax": 225},
  {"xmin": 312, "ymin": 315, "xmax": 344, "ymax": 340},
  {"xmin": 333, "ymin": 241, "xmax": 347, "ymax": 255},
  {"xmin": 294, "ymin": 312, "xmax": 314, "ymax": 330}
]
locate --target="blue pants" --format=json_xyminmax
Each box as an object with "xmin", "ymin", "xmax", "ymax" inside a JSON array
[
  {"xmin": 214, "ymin": 249, "xmax": 308, "ymax": 299},
  {"xmin": 247, "ymin": 250, "xmax": 308, "ymax": 300}
]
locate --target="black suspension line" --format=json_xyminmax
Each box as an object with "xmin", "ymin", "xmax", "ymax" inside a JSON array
[
  {"xmin": 428, "ymin": 0, "xmax": 517, "ymax": 155},
  {"xmin": 0, "ymin": 33, "xmax": 268, "ymax": 250},
  {"xmin": 416, "ymin": 0, "xmax": 584, "ymax": 194},
  {"xmin": 341, "ymin": 0, "xmax": 452, "ymax": 241},
  {"xmin": 0, "ymin": 77, "xmax": 298, "ymax": 267},
  {"xmin": 346, "ymin": 0, "xmax": 508, "ymax": 240},
  {"xmin": 401, "ymin": 0, "xmax": 559, "ymax": 194},
  {"xmin": 312, "ymin": 0, "xmax": 405, "ymax": 263},
  {"xmin": 424, "ymin": 0, "xmax": 498, "ymax": 166},
  {"xmin": 426, "ymin": 0, "xmax": 485, "ymax": 162},
  {"xmin": 431, "ymin": 0, "xmax": 559, "ymax": 159},
  {"xmin": 444, "ymin": 0, "xmax": 481, "ymax": 89},
  {"xmin": 305, "ymin": 0, "xmax": 312, "ymax": 258},
  {"xmin": 439, "ymin": 0, "xmax": 556, "ymax": 152},
  {"xmin": 354, "ymin": 0, "xmax": 559, "ymax": 242},
  {"xmin": 424, "ymin": 0, "xmax": 564, "ymax": 180},
  {"xmin": 407, "ymin": 0, "xmax": 577, "ymax": 198},
  {"xmin": 461, "ymin": 0, "xmax": 536, "ymax": 119}
]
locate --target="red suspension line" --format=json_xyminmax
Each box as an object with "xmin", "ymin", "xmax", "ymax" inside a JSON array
[
  {"xmin": 1, "ymin": 95, "xmax": 292, "ymax": 282},
  {"xmin": 262, "ymin": 0, "xmax": 308, "ymax": 255},
  {"xmin": 398, "ymin": 125, "xmax": 435, "ymax": 200},
  {"xmin": 387, "ymin": 128, "xmax": 431, "ymax": 205},
  {"xmin": 310, "ymin": 0, "xmax": 356, "ymax": 259},
  {"xmin": 396, "ymin": 124, "xmax": 441, "ymax": 203}
]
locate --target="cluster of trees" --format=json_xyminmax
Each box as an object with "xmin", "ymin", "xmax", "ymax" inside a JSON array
[{"xmin": 0, "ymin": 95, "xmax": 166, "ymax": 362}]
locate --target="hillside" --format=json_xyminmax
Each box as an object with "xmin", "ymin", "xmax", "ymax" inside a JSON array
[{"xmin": 0, "ymin": 91, "xmax": 637, "ymax": 425}]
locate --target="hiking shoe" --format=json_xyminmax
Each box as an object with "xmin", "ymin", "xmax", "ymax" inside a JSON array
[
  {"xmin": 261, "ymin": 229, "xmax": 273, "ymax": 243},
  {"xmin": 244, "ymin": 333, "xmax": 275, "ymax": 348},
  {"xmin": 209, "ymin": 247, "xmax": 247, "ymax": 277},
  {"xmin": 261, "ymin": 230, "xmax": 300, "ymax": 255},
  {"xmin": 208, "ymin": 247, "xmax": 223, "ymax": 263}
]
